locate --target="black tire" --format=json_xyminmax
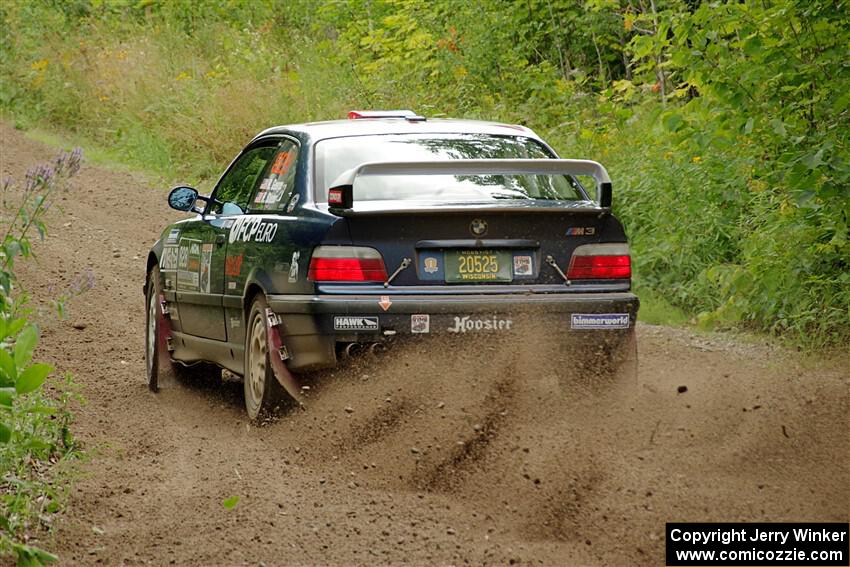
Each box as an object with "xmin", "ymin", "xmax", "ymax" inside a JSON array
[
  {"xmin": 146, "ymin": 266, "xmax": 218, "ymax": 392},
  {"xmin": 243, "ymin": 294, "xmax": 286, "ymax": 420},
  {"xmin": 145, "ymin": 265, "xmax": 167, "ymax": 392}
]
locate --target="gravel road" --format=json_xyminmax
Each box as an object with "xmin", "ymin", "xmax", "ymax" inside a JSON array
[{"xmin": 3, "ymin": 123, "xmax": 848, "ymax": 566}]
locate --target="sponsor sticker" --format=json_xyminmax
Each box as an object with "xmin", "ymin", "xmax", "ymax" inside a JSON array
[
  {"xmin": 227, "ymin": 281, "xmax": 237, "ymax": 290},
  {"xmin": 411, "ymin": 314, "xmax": 430, "ymax": 334},
  {"xmin": 448, "ymin": 316, "xmax": 512, "ymax": 333},
  {"xmin": 176, "ymin": 239, "xmax": 201, "ymax": 290},
  {"xmin": 166, "ymin": 228, "xmax": 180, "ymax": 243},
  {"xmin": 199, "ymin": 243, "xmax": 213, "ymax": 293},
  {"xmin": 570, "ymin": 313, "xmax": 630, "ymax": 330},
  {"xmin": 419, "ymin": 253, "xmax": 444, "ymax": 280},
  {"xmin": 288, "ymin": 251, "xmax": 300, "ymax": 282},
  {"xmin": 225, "ymin": 254, "xmax": 243, "ymax": 277},
  {"xmin": 513, "ymin": 255, "xmax": 533, "ymax": 276},
  {"xmin": 423, "ymin": 257, "xmax": 439, "ymax": 274},
  {"xmin": 286, "ymin": 193, "xmax": 300, "ymax": 213},
  {"xmin": 378, "ymin": 296, "xmax": 392, "ymax": 311},
  {"xmin": 270, "ymin": 151, "xmax": 295, "ymax": 175},
  {"xmin": 161, "ymin": 245, "xmax": 179, "ymax": 271},
  {"xmin": 228, "ymin": 216, "xmax": 278, "ymax": 244},
  {"xmin": 230, "ymin": 316, "xmax": 241, "ymax": 329},
  {"xmin": 334, "ymin": 316, "xmax": 379, "ymax": 332}
]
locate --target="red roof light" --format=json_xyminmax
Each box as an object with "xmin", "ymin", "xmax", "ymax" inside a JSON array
[{"xmin": 347, "ymin": 110, "xmax": 425, "ymax": 121}]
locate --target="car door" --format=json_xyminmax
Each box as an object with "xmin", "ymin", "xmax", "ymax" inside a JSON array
[
  {"xmin": 176, "ymin": 142, "xmax": 279, "ymax": 341},
  {"xmin": 222, "ymin": 137, "xmax": 303, "ymax": 346}
]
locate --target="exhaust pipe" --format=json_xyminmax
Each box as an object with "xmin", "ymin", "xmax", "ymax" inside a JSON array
[
  {"xmin": 343, "ymin": 342, "xmax": 364, "ymax": 359},
  {"xmin": 369, "ymin": 342, "xmax": 388, "ymax": 356},
  {"xmin": 341, "ymin": 341, "xmax": 389, "ymax": 361}
]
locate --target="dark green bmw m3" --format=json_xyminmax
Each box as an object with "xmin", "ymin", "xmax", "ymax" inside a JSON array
[{"xmin": 145, "ymin": 110, "xmax": 639, "ymax": 420}]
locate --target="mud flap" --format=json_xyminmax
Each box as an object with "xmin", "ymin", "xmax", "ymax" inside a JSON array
[{"xmin": 265, "ymin": 308, "xmax": 306, "ymax": 406}]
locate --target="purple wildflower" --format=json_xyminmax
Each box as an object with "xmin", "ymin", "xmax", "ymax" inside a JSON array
[{"xmin": 69, "ymin": 147, "xmax": 83, "ymax": 175}]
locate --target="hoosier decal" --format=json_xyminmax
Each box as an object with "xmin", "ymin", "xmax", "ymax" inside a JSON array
[{"xmin": 448, "ymin": 316, "xmax": 512, "ymax": 333}]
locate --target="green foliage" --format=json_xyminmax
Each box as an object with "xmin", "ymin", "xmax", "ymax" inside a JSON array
[
  {"xmin": 1, "ymin": 150, "xmax": 83, "ymax": 564},
  {"xmin": 0, "ymin": 0, "xmax": 847, "ymax": 346},
  {"xmin": 628, "ymin": 0, "xmax": 850, "ymax": 344}
]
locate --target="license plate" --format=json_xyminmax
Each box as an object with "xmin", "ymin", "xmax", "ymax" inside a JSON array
[{"xmin": 445, "ymin": 250, "xmax": 512, "ymax": 283}]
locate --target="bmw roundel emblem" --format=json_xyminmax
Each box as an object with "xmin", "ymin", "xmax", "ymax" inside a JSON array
[{"xmin": 470, "ymin": 219, "xmax": 488, "ymax": 236}]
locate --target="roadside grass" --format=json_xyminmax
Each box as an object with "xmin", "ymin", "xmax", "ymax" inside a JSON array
[
  {"xmin": 634, "ymin": 285, "xmax": 690, "ymax": 327},
  {"xmin": 6, "ymin": 119, "xmax": 168, "ymax": 187}
]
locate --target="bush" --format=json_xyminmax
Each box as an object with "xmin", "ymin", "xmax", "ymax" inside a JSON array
[{"xmin": 1, "ymin": 149, "xmax": 84, "ymax": 565}]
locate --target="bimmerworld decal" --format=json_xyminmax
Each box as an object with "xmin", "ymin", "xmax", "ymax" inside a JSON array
[{"xmin": 570, "ymin": 313, "xmax": 630, "ymax": 330}]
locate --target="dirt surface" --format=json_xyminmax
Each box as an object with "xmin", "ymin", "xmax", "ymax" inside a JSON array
[{"xmin": 2, "ymin": 123, "xmax": 848, "ymax": 566}]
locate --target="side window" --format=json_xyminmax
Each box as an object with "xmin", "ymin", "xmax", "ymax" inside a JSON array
[
  {"xmin": 212, "ymin": 145, "xmax": 278, "ymax": 215},
  {"xmin": 250, "ymin": 139, "xmax": 300, "ymax": 212}
]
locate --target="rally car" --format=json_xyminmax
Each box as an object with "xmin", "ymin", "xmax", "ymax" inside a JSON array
[{"xmin": 145, "ymin": 110, "xmax": 639, "ymax": 419}]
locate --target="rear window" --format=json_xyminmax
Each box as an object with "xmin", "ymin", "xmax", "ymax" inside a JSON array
[{"xmin": 314, "ymin": 133, "xmax": 586, "ymax": 203}]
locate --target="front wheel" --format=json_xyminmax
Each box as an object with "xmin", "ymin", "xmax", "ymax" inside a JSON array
[
  {"xmin": 145, "ymin": 266, "xmax": 168, "ymax": 392},
  {"xmin": 244, "ymin": 295, "xmax": 286, "ymax": 420}
]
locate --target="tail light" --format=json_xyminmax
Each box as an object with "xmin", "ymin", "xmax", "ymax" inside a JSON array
[
  {"xmin": 567, "ymin": 243, "xmax": 631, "ymax": 280},
  {"xmin": 308, "ymin": 246, "xmax": 388, "ymax": 282}
]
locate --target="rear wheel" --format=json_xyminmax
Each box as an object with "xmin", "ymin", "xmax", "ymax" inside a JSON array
[{"xmin": 244, "ymin": 295, "xmax": 286, "ymax": 420}]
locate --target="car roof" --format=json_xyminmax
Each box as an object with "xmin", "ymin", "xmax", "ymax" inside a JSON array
[{"xmin": 252, "ymin": 118, "xmax": 542, "ymax": 144}]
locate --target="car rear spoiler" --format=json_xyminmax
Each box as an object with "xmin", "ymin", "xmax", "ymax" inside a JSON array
[{"xmin": 326, "ymin": 159, "xmax": 613, "ymax": 215}]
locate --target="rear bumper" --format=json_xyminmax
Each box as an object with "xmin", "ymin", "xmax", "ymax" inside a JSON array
[{"xmin": 268, "ymin": 291, "xmax": 639, "ymax": 337}]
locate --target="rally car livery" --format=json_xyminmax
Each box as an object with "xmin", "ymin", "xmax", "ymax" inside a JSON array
[{"xmin": 145, "ymin": 111, "xmax": 639, "ymax": 419}]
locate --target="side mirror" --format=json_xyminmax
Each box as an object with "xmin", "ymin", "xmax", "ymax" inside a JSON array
[{"xmin": 168, "ymin": 186, "xmax": 199, "ymax": 212}]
